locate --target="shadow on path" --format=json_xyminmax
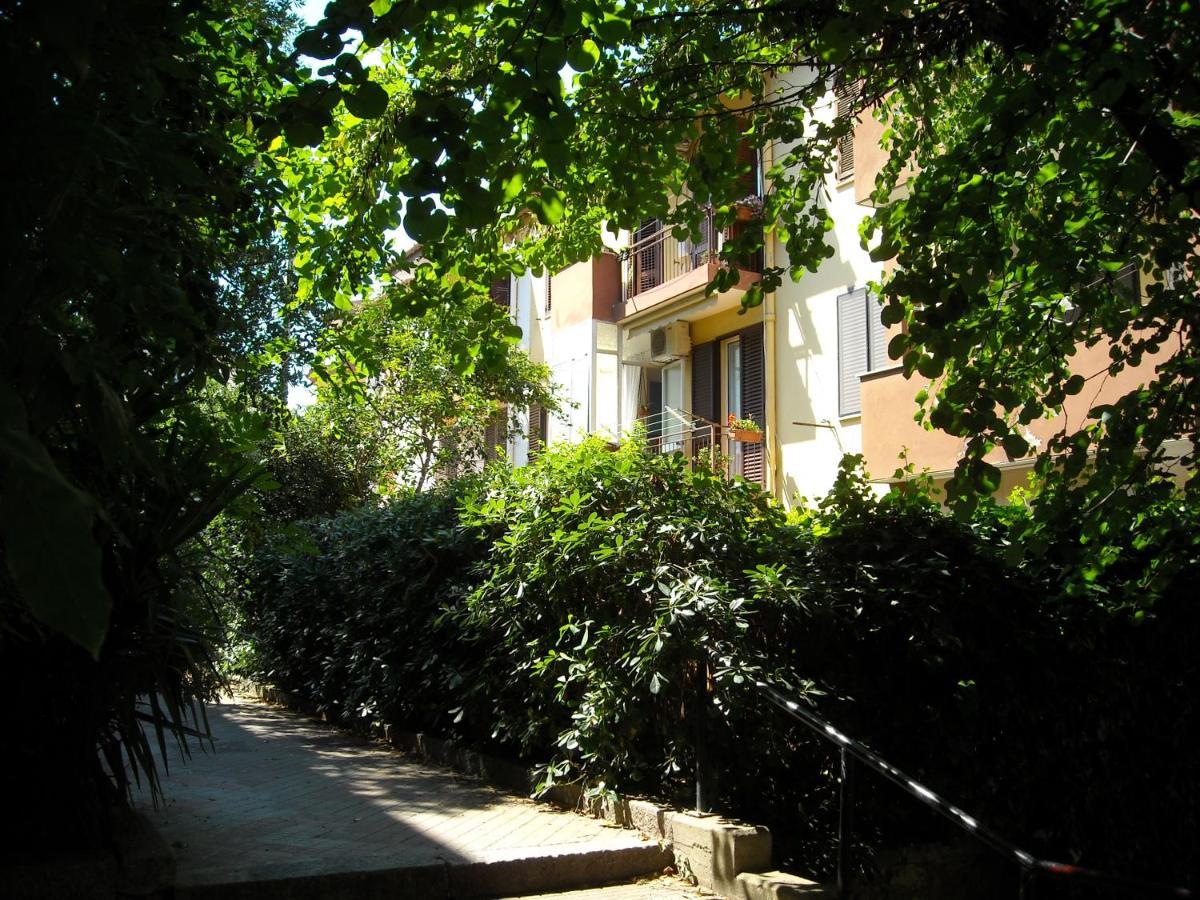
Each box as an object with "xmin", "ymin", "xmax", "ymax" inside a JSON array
[{"xmin": 135, "ymin": 697, "xmax": 652, "ymax": 896}]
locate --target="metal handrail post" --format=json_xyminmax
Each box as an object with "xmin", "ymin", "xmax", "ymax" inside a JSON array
[
  {"xmin": 837, "ymin": 745, "xmax": 855, "ymax": 897},
  {"xmin": 694, "ymin": 657, "xmax": 713, "ymax": 813}
]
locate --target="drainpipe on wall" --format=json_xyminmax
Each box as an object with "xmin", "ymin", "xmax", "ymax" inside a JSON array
[{"xmin": 762, "ymin": 139, "xmax": 780, "ymax": 500}]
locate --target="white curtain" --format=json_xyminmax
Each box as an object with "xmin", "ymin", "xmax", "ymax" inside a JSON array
[{"xmin": 620, "ymin": 364, "xmax": 643, "ymax": 432}]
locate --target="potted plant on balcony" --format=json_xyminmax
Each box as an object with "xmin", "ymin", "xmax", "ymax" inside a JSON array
[
  {"xmin": 728, "ymin": 415, "xmax": 763, "ymax": 443},
  {"xmin": 733, "ymin": 194, "xmax": 764, "ymax": 223}
]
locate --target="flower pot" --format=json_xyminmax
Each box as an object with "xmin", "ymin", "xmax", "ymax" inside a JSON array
[
  {"xmin": 734, "ymin": 204, "xmax": 758, "ymax": 223},
  {"xmin": 732, "ymin": 428, "xmax": 762, "ymax": 443}
]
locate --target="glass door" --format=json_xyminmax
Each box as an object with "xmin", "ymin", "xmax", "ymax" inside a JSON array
[{"xmin": 661, "ymin": 360, "xmax": 684, "ymax": 452}]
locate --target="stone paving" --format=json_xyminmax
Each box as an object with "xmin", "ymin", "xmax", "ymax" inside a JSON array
[{"xmin": 136, "ymin": 697, "xmax": 671, "ymax": 897}]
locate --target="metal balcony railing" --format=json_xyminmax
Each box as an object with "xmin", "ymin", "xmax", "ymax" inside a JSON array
[
  {"xmin": 634, "ymin": 408, "xmax": 720, "ymax": 466},
  {"xmin": 622, "ymin": 206, "xmax": 764, "ymax": 302},
  {"xmin": 631, "ymin": 408, "xmax": 768, "ymax": 483}
]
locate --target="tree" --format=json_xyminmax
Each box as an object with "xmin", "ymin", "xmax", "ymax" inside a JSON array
[
  {"xmin": 310, "ymin": 280, "xmax": 559, "ymax": 491},
  {"xmin": 0, "ymin": 0, "xmax": 302, "ymax": 848},
  {"xmin": 281, "ymin": 0, "xmax": 1197, "ymax": 592}
]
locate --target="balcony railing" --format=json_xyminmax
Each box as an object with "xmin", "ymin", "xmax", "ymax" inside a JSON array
[
  {"xmin": 622, "ymin": 206, "xmax": 764, "ymax": 302},
  {"xmin": 632, "ymin": 408, "xmax": 766, "ymax": 483}
]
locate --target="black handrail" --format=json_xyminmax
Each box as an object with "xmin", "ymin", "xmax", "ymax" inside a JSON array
[{"xmin": 740, "ymin": 674, "xmax": 1194, "ymax": 899}]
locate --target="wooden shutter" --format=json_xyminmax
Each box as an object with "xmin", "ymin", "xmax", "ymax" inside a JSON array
[
  {"xmin": 635, "ymin": 218, "xmax": 662, "ymax": 294},
  {"xmin": 835, "ymin": 79, "xmax": 859, "ymax": 181},
  {"xmin": 867, "ymin": 291, "xmax": 889, "ymax": 371},
  {"xmin": 739, "ymin": 325, "xmax": 765, "ymax": 485},
  {"xmin": 838, "ymin": 288, "xmax": 869, "ymax": 416},
  {"xmin": 690, "ymin": 341, "xmax": 719, "ymax": 423},
  {"xmin": 489, "ymin": 276, "xmax": 511, "ymax": 309},
  {"xmin": 528, "ymin": 402, "xmax": 547, "ymax": 459},
  {"xmin": 483, "ymin": 406, "xmax": 507, "ymax": 462},
  {"xmin": 544, "ymin": 271, "xmax": 553, "ymax": 315},
  {"xmin": 736, "ymin": 139, "xmax": 761, "ymax": 199}
]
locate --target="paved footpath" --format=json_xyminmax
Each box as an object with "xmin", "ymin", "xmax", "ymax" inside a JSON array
[{"xmin": 136, "ymin": 697, "xmax": 705, "ymax": 899}]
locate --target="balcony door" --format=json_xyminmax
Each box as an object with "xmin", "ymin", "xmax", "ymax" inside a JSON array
[{"xmin": 661, "ymin": 360, "xmax": 684, "ymax": 451}]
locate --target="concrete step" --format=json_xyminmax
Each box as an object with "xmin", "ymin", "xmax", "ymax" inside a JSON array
[
  {"xmin": 500, "ymin": 875, "xmax": 719, "ymax": 898},
  {"xmin": 176, "ymin": 839, "xmax": 673, "ymax": 899},
  {"xmin": 736, "ymin": 870, "xmax": 831, "ymax": 898}
]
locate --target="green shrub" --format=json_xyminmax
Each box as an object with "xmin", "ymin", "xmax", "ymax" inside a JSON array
[
  {"xmin": 454, "ymin": 436, "xmax": 806, "ymax": 800},
  {"xmin": 245, "ymin": 482, "xmax": 488, "ymax": 738},
  {"xmin": 241, "ymin": 448, "xmax": 1197, "ymax": 887}
]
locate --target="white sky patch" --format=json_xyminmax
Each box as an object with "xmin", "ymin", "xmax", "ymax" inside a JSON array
[
  {"xmin": 287, "ymin": 380, "xmax": 316, "ymax": 411},
  {"xmin": 298, "ymin": 0, "xmax": 326, "ymax": 26}
]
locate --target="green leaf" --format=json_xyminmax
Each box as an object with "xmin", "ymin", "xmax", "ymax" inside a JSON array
[
  {"xmin": 1002, "ymin": 433, "xmax": 1030, "ymax": 459},
  {"xmin": 567, "ymin": 38, "xmax": 600, "ymax": 72},
  {"xmin": 404, "ymin": 198, "xmax": 449, "ymax": 243},
  {"xmin": 531, "ymin": 189, "xmax": 566, "ymax": 225},
  {"xmin": 0, "ymin": 426, "xmax": 111, "ymax": 658},
  {"xmin": 1035, "ymin": 161, "xmax": 1060, "ymax": 185},
  {"xmin": 284, "ymin": 118, "xmax": 324, "ymax": 147},
  {"xmin": 294, "ymin": 28, "xmax": 342, "ymax": 59},
  {"xmin": 344, "ymin": 81, "xmax": 390, "ymax": 119}
]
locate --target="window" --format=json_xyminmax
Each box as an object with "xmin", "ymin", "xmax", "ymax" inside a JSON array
[
  {"xmin": 837, "ymin": 287, "xmax": 889, "ymax": 417},
  {"xmin": 835, "ymin": 79, "xmax": 860, "ymax": 182},
  {"xmin": 489, "ymin": 276, "xmax": 511, "ymax": 310},
  {"xmin": 545, "ymin": 270, "xmax": 552, "ymax": 316}
]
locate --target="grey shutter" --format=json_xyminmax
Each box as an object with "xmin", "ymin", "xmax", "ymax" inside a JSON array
[
  {"xmin": 838, "ymin": 288, "xmax": 869, "ymax": 416},
  {"xmin": 739, "ymin": 325, "xmax": 765, "ymax": 486},
  {"xmin": 690, "ymin": 341, "xmax": 719, "ymax": 423},
  {"xmin": 867, "ymin": 290, "xmax": 889, "ymax": 371},
  {"xmin": 835, "ymin": 80, "xmax": 858, "ymax": 180}
]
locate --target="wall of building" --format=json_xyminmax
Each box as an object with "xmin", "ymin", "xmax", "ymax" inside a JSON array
[{"xmin": 770, "ymin": 159, "xmax": 884, "ymax": 505}]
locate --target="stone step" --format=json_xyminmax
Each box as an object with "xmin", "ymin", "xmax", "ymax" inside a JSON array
[
  {"xmin": 735, "ymin": 870, "xmax": 831, "ymax": 899},
  {"xmin": 176, "ymin": 840, "xmax": 673, "ymax": 900},
  {"xmin": 499, "ymin": 875, "xmax": 719, "ymax": 898}
]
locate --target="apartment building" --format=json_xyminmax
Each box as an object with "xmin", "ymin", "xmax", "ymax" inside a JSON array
[{"xmin": 493, "ymin": 74, "xmax": 1175, "ymax": 504}]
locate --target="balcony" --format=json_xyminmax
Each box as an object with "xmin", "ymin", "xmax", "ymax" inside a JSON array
[
  {"xmin": 617, "ymin": 206, "xmax": 763, "ymax": 322},
  {"xmin": 632, "ymin": 408, "xmax": 765, "ymax": 483}
]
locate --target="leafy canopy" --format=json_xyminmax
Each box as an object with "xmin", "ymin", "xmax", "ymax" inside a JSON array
[{"xmin": 278, "ymin": 0, "xmax": 1198, "ymax": 545}]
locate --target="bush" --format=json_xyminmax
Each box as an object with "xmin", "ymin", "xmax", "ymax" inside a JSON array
[
  {"xmin": 454, "ymin": 436, "xmax": 805, "ymax": 801},
  {"xmin": 245, "ymin": 482, "xmax": 487, "ymax": 737},
  {"xmin": 241, "ymin": 447, "xmax": 1197, "ymax": 889}
]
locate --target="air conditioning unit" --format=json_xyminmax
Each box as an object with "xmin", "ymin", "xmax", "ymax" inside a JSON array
[{"xmin": 649, "ymin": 321, "xmax": 691, "ymax": 362}]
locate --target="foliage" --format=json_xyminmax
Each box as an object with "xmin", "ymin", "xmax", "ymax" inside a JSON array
[
  {"xmin": 244, "ymin": 450, "xmax": 1197, "ymax": 885},
  {"xmin": 257, "ymin": 397, "xmax": 390, "ymax": 523},
  {"xmin": 0, "ymin": 0, "xmax": 301, "ymax": 850},
  {"xmin": 313, "ymin": 291, "xmax": 559, "ymax": 490},
  {"xmin": 280, "ymin": 0, "xmax": 1198, "ymax": 549},
  {"xmin": 454, "ymin": 435, "xmax": 802, "ymax": 800},
  {"xmin": 243, "ymin": 482, "xmax": 486, "ymax": 733}
]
